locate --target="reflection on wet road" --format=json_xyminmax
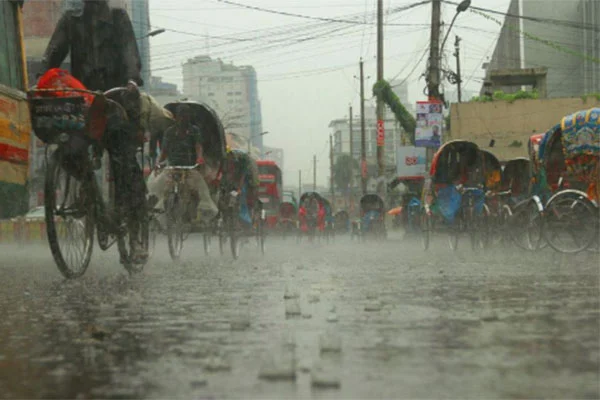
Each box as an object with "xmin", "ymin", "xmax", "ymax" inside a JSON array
[{"xmin": 0, "ymin": 236, "xmax": 598, "ymax": 399}]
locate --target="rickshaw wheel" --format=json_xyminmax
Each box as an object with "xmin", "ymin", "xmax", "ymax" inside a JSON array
[{"xmin": 421, "ymin": 212, "xmax": 432, "ymax": 251}]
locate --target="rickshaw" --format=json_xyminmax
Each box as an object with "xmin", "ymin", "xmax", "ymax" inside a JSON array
[
  {"xmin": 388, "ymin": 176, "xmax": 425, "ymax": 234},
  {"xmin": 278, "ymin": 191, "xmax": 298, "ymax": 238},
  {"xmin": 334, "ymin": 210, "xmax": 350, "ymax": 234},
  {"xmin": 216, "ymin": 149, "xmax": 266, "ymax": 259},
  {"xmin": 351, "ymin": 194, "xmax": 386, "ymax": 240},
  {"xmin": 421, "ymin": 140, "xmax": 489, "ymax": 251},
  {"xmin": 153, "ymin": 101, "xmax": 227, "ymax": 260},
  {"xmin": 321, "ymin": 197, "xmax": 335, "ymax": 242},
  {"xmin": 480, "ymin": 150, "xmax": 503, "ymax": 244},
  {"xmin": 493, "ymin": 157, "xmax": 536, "ymax": 247},
  {"xmin": 297, "ymin": 192, "xmax": 325, "ymax": 243},
  {"xmin": 537, "ymin": 108, "xmax": 600, "ymax": 253}
]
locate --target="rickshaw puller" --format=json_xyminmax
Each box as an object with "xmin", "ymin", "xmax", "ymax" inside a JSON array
[{"xmin": 149, "ymin": 104, "xmax": 219, "ymax": 222}]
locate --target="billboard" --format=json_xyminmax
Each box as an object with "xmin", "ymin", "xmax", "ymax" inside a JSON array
[
  {"xmin": 415, "ymin": 100, "xmax": 443, "ymax": 148},
  {"xmin": 396, "ymin": 146, "xmax": 427, "ymax": 177}
]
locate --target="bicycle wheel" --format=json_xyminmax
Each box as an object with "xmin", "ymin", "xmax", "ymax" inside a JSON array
[
  {"xmin": 45, "ymin": 152, "xmax": 94, "ymax": 279},
  {"xmin": 228, "ymin": 214, "xmax": 240, "ymax": 260},
  {"xmin": 117, "ymin": 211, "xmax": 149, "ymax": 274},
  {"xmin": 203, "ymin": 233, "xmax": 211, "ymax": 255},
  {"xmin": 165, "ymin": 193, "xmax": 184, "ymax": 261},
  {"xmin": 544, "ymin": 191, "xmax": 598, "ymax": 253},
  {"xmin": 499, "ymin": 204, "xmax": 513, "ymax": 247}
]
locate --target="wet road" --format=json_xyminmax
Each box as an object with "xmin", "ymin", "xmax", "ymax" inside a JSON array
[{"xmin": 0, "ymin": 234, "xmax": 598, "ymax": 399}]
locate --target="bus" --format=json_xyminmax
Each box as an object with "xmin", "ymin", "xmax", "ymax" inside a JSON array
[
  {"xmin": 0, "ymin": 0, "xmax": 30, "ymax": 219},
  {"xmin": 256, "ymin": 160, "xmax": 282, "ymax": 229}
]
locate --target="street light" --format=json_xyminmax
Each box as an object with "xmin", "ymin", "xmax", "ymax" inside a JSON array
[
  {"xmin": 138, "ymin": 28, "xmax": 166, "ymax": 40},
  {"xmin": 439, "ymin": 0, "xmax": 470, "ymax": 59},
  {"xmin": 248, "ymin": 131, "xmax": 269, "ymax": 154}
]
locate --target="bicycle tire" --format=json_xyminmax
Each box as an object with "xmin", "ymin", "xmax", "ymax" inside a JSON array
[
  {"xmin": 165, "ymin": 193, "xmax": 184, "ymax": 261},
  {"xmin": 544, "ymin": 192, "xmax": 598, "ymax": 254},
  {"xmin": 44, "ymin": 151, "xmax": 94, "ymax": 279}
]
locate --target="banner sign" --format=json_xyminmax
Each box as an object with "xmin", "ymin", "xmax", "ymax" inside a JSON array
[
  {"xmin": 396, "ymin": 146, "xmax": 427, "ymax": 177},
  {"xmin": 376, "ymin": 119, "xmax": 384, "ymax": 147},
  {"xmin": 415, "ymin": 100, "xmax": 443, "ymax": 148}
]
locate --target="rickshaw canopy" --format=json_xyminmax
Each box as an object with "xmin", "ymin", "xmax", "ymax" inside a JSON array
[
  {"xmin": 502, "ymin": 157, "xmax": 530, "ymax": 193},
  {"xmin": 430, "ymin": 140, "xmax": 482, "ymax": 184},
  {"xmin": 164, "ymin": 101, "xmax": 227, "ymax": 164},
  {"xmin": 360, "ymin": 194, "xmax": 385, "ymax": 212}
]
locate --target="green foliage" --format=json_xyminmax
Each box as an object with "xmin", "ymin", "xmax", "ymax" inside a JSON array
[
  {"xmin": 333, "ymin": 154, "xmax": 359, "ymax": 192},
  {"xmin": 372, "ymin": 80, "xmax": 416, "ymax": 144},
  {"xmin": 470, "ymin": 90, "xmax": 539, "ymax": 103},
  {"xmin": 508, "ymin": 140, "xmax": 523, "ymax": 148},
  {"xmin": 581, "ymin": 93, "xmax": 600, "ymax": 102}
]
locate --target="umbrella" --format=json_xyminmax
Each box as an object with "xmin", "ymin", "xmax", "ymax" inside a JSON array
[{"xmin": 387, "ymin": 206, "xmax": 403, "ymax": 216}]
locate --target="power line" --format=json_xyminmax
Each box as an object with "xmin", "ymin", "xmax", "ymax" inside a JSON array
[{"xmin": 215, "ymin": 0, "xmax": 431, "ymax": 26}]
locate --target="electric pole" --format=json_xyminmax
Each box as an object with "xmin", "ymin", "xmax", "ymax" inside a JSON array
[
  {"xmin": 329, "ymin": 134, "xmax": 335, "ymax": 206},
  {"xmin": 428, "ymin": 0, "xmax": 442, "ymax": 101},
  {"xmin": 426, "ymin": 0, "xmax": 443, "ymax": 169},
  {"xmin": 376, "ymin": 0, "xmax": 385, "ymax": 185},
  {"xmin": 359, "ymin": 58, "xmax": 367, "ymax": 196},
  {"xmin": 298, "ymin": 169, "xmax": 302, "ymax": 199},
  {"xmin": 348, "ymin": 105, "xmax": 354, "ymax": 209},
  {"xmin": 454, "ymin": 35, "xmax": 462, "ymax": 103},
  {"xmin": 313, "ymin": 155, "xmax": 317, "ymax": 192}
]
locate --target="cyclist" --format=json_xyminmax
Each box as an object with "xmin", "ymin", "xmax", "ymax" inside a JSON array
[
  {"xmin": 220, "ymin": 149, "xmax": 260, "ymax": 228},
  {"xmin": 149, "ymin": 104, "xmax": 218, "ymax": 222},
  {"xmin": 41, "ymin": 0, "xmax": 148, "ymax": 261}
]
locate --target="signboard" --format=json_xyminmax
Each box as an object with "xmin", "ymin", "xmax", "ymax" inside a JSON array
[
  {"xmin": 376, "ymin": 119, "xmax": 384, "ymax": 147},
  {"xmin": 415, "ymin": 100, "xmax": 443, "ymax": 148},
  {"xmin": 396, "ymin": 146, "xmax": 427, "ymax": 177}
]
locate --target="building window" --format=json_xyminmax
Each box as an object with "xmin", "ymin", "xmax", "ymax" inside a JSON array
[
  {"xmin": 235, "ymin": 91, "xmax": 242, "ymax": 95},
  {"xmin": 208, "ymin": 92, "xmax": 215, "ymax": 96}
]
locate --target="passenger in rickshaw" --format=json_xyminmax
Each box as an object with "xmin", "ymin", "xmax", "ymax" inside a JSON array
[
  {"xmin": 299, "ymin": 197, "xmax": 320, "ymax": 232},
  {"xmin": 317, "ymin": 200, "xmax": 327, "ymax": 232},
  {"xmin": 149, "ymin": 104, "xmax": 219, "ymax": 221},
  {"xmin": 221, "ymin": 149, "xmax": 260, "ymax": 227}
]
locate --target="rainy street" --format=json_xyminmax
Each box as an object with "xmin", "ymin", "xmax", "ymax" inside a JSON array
[{"xmin": 0, "ymin": 236, "xmax": 598, "ymax": 399}]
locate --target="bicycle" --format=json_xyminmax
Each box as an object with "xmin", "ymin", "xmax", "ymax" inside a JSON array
[
  {"xmin": 157, "ymin": 164, "xmax": 204, "ymax": 261},
  {"xmin": 28, "ymin": 87, "xmax": 151, "ymax": 278},
  {"xmin": 448, "ymin": 186, "xmax": 490, "ymax": 251}
]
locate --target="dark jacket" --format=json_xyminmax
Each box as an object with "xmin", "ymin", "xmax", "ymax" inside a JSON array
[{"xmin": 41, "ymin": 3, "xmax": 142, "ymax": 91}]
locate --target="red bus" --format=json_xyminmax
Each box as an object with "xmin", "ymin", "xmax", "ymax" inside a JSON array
[{"xmin": 256, "ymin": 160, "xmax": 282, "ymax": 228}]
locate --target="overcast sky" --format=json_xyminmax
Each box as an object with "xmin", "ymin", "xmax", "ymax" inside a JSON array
[{"xmin": 148, "ymin": 0, "xmax": 511, "ymax": 186}]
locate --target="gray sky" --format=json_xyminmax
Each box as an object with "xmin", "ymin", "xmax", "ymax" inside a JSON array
[{"xmin": 149, "ymin": 0, "xmax": 511, "ymax": 186}]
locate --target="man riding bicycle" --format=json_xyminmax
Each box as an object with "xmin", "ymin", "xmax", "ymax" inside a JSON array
[
  {"xmin": 220, "ymin": 149, "xmax": 260, "ymax": 227},
  {"xmin": 41, "ymin": 0, "xmax": 149, "ymax": 261},
  {"xmin": 149, "ymin": 104, "xmax": 219, "ymax": 223}
]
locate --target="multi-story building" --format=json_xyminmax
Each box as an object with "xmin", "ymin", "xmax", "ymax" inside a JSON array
[
  {"xmin": 329, "ymin": 105, "xmax": 403, "ymax": 173},
  {"xmin": 482, "ymin": 0, "xmax": 600, "ymax": 97},
  {"xmin": 182, "ymin": 56, "xmax": 264, "ymax": 153}
]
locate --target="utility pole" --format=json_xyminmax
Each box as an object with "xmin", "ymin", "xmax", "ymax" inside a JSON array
[
  {"xmin": 376, "ymin": 0, "xmax": 385, "ymax": 185},
  {"xmin": 348, "ymin": 105, "xmax": 354, "ymax": 210},
  {"xmin": 426, "ymin": 0, "xmax": 443, "ymax": 169},
  {"xmin": 359, "ymin": 58, "xmax": 367, "ymax": 195},
  {"xmin": 454, "ymin": 35, "xmax": 462, "ymax": 103},
  {"xmin": 298, "ymin": 169, "xmax": 302, "ymax": 199},
  {"xmin": 313, "ymin": 155, "xmax": 317, "ymax": 191},
  {"xmin": 427, "ymin": 0, "xmax": 442, "ymax": 101},
  {"xmin": 329, "ymin": 134, "xmax": 335, "ymax": 206}
]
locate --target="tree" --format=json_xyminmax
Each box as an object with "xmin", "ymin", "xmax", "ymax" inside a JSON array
[
  {"xmin": 333, "ymin": 154, "xmax": 359, "ymax": 194},
  {"xmin": 372, "ymin": 80, "xmax": 416, "ymax": 144}
]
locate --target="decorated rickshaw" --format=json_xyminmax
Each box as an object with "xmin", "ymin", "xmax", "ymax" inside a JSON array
[
  {"xmin": 297, "ymin": 192, "xmax": 326, "ymax": 242},
  {"xmin": 157, "ymin": 101, "xmax": 227, "ymax": 259},
  {"xmin": 421, "ymin": 140, "xmax": 489, "ymax": 251},
  {"xmin": 387, "ymin": 176, "xmax": 425, "ymax": 234},
  {"xmin": 351, "ymin": 194, "xmax": 386, "ymax": 240},
  {"xmin": 537, "ymin": 108, "xmax": 600, "ymax": 253},
  {"xmin": 278, "ymin": 191, "xmax": 298, "ymax": 238}
]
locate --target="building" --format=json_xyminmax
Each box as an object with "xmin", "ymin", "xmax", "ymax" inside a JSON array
[
  {"xmin": 329, "ymin": 105, "xmax": 403, "ymax": 175},
  {"xmin": 182, "ymin": 56, "xmax": 264, "ymax": 152},
  {"xmin": 389, "ymin": 79, "xmax": 415, "ymax": 115},
  {"xmin": 482, "ymin": 0, "xmax": 600, "ymax": 98}
]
